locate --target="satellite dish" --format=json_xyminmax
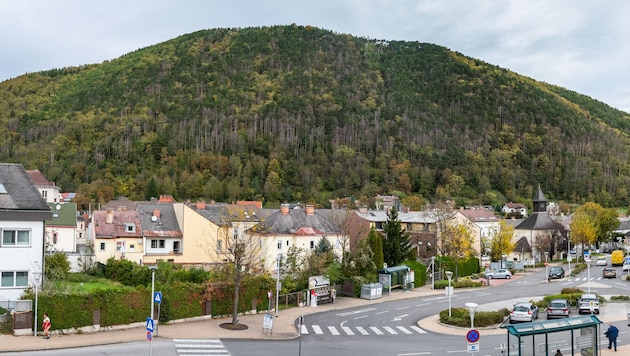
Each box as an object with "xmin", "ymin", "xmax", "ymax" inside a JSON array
[
  {"xmin": 151, "ymin": 215, "xmax": 158, "ymax": 222},
  {"xmin": 137, "ymin": 238, "xmax": 143, "ymax": 245},
  {"xmin": 55, "ymin": 204, "xmax": 61, "ymax": 211}
]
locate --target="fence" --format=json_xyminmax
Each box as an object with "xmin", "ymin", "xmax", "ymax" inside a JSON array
[{"xmin": 0, "ymin": 300, "xmax": 31, "ymax": 312}]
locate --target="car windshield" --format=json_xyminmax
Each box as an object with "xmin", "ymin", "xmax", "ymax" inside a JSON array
[
  {"xmin": 514, "ymin": 306, "xmax": 529, "ymax": 312},
  {"xmin": 550, "ymin": 302, "xmax": 565, "ymax": 308}
]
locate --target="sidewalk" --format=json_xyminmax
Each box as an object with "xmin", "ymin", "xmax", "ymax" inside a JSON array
[{"xmin": 0, "ymin": 285, "xmax": 628, "ymax": 354}]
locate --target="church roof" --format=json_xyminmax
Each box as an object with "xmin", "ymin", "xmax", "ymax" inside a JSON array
[
  {"xmin": 515, "ymin": 212, "xmax": 564, "ymax": 231},
  {"xmin": 533, "ymin": 185, "xmax": 548, "ymax": 203}
]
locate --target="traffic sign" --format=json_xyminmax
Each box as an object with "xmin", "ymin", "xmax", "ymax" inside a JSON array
[
  {"xmin": 146, "ymin": 317, "xmax": 154, "ymax": 332},
  {"xmin": 147, "ymin": 331, "xmax": 152, "ymax": 341},
  {"xmin": 154, "ymin": 291, "xmax": 162, "ymax": 304},
  {"xmin": 467, "ymin": 342, "xmax": 480, "ymax": 353},
  {"xmin": 625, "ymin": 257, "xmax": 630, "ymax": 264},
  {"xmin": 466, "ymin": 329, "xmax": 480, "ymax": 343}
]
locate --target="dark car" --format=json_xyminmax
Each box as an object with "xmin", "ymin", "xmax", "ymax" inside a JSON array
[
  {"xmin": 548, "ymin": 266, "xmax": 565, "ymax": 279},
  {"xmin": 603, "ymin": 267, "xmax": 617, "ymax": 279},
  {"xmin": 547, "ymin": 299, "xmax": 570, "ymax": 319}
]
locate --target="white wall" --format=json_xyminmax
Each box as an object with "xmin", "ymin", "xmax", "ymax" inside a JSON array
[{"xmin": 0, "ymin": 220, "xmax": 45, "ymax": 301}]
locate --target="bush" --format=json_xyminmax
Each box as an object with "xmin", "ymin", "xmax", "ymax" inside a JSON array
[
  {"xmin": 439, "ymin": 307, "xmax": 508, "ymax": 327},
  {"xmin": 434, "ymin": 278, "xmax": 483, "ymax": 289}
]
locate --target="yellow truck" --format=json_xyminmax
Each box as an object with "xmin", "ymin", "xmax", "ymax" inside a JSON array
[{"xmin": 611, "ymin": 250, "xmax": 625, "ymax": 266}]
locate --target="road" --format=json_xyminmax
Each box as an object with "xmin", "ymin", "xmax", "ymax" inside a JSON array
[{"xmin": 7, "ymin": 262, "xmax": 629, "ymax": 356}]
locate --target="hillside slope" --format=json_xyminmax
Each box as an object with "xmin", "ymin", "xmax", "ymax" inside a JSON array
[{"xmin": 1, "ymin": 25, "xmax": 629, "ymax": 207}]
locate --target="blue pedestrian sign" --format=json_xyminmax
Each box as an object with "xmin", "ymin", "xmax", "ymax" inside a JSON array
[
  {"xmin": 146, "ymin": 317, "xmax": 154, "ymax": 332},
  {"xmin": 154, "ymin": 291, "xmax": 162, "ymax": 304},
  {"xmin": 625, "ymin": 257, "xmax": 630, "ymax": 265}
]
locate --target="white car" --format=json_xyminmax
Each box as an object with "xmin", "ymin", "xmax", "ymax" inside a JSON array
[
  {"xmin": 622, "ymin": 263, "xmax": 630, "ymax": 272},
  {"xmin": 596, "ymin": 257, "xmax": 607, "ymax": 266}
]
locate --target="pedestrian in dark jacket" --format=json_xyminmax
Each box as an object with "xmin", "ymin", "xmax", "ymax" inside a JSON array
[{"xmin": 605, "ymin": 323, "xmax": 619, "ymax": 351}]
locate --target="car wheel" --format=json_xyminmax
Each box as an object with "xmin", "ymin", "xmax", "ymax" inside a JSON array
[
  {"xmin": 506, "ymin": 275, "xmax": 511, "ymax": 279},
  {"xmin": 488, "ymin": 275, "xmax": 493, "ymax": 279}
]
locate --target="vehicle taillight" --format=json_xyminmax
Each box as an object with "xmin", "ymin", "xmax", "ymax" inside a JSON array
[
  {"xmin": 527, "ymin": 310, "xmax": 531, "ymax": 315},
  {"xmin": 563, "ymin": 308, "xmax": 568, "ymax": 312}
]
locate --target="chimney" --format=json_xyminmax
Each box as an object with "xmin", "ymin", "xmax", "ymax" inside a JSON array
[
  {"xmin": 152, "ymin": 209, "xmax": 161, "ymax": 219},
  {"xmin": 281, "ymin": 204, "xmax": 290, "ymax": 215},
  {"xmin": 106, "ymin": 209, "xmax": 114, "ymax": 224},
  {"xmin": 305, "ymin": 205, "xmax": 315, "ymax": 215},
  {"xmin": 196, "ymin": 201, "xmax": 206, "ymax": 210}
]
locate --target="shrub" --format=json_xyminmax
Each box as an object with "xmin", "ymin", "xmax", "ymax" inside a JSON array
[{"xmin": 439, "ymin": 307, "xmax": 508, "ymax": 327}]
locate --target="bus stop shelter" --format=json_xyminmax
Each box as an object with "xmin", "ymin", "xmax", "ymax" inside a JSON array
[{"xmin": 500, "ymin": 315, "xmax": 602, "ymax": 355}]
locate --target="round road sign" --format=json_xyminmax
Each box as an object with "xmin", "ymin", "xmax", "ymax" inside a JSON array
[
  {"xmin": 147, "ymin": 331, "xmax": 153, "ymax": 341},
  {"xmin": 466, "ymin": 329, "xmax": 480, "ymax": 343}
]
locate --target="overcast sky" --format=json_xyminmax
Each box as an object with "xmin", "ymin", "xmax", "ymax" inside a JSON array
[{"xmin": 2, "ymin": 0, "xmax": 628, "ymax": 112}]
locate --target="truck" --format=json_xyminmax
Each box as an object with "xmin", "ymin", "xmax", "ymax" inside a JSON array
[{"xmin": 611, "ymin": 250, "xmax": 625, "ymax": 267}]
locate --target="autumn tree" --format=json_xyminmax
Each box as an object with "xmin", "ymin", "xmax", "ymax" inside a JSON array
[
  {"xmin": 440, "ymin": 222, "xmax": 476, "ymax": 280},
  {"xmin": 382, "ymin": 207, "xmax": 412, "ymax": 267},
  {"xmin": 489, "ymin": 219, "xmax": 515, "ymax": 261},
  {"xmin": 570, "ymin": 204, "xmax": 598, "ymax": 262}
]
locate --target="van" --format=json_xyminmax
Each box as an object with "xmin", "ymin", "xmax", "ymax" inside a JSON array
[{"xmin": 611, "ymin": 250, "xmax": 625, "ymax": 266}]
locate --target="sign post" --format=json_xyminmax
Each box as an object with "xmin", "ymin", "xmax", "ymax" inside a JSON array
[
  {"xmin": 466, "ymin": 329, "xmax": 480, "ymax": 353},
  {"xmin": 154, "ymin": 291, "xmax": 162, "ymax": 337},
  {"xmin": 146, "ymin": 317, "xmax": 155, "ymax": 356}
]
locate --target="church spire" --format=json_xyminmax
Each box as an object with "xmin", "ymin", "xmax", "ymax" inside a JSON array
[{"xmin": 532, "ymin": 184, "xmax": 548, "ymax": 213}]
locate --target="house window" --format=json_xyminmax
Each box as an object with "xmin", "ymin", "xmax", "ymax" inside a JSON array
[
  {"xmin": 423, "ymin": 223, "xmax": 430, "ymax": 232},
  {"xmin": 116, "ymin": 241, "xmax": 126, "ymax": 251},
  {"xmin": 151, "ymin": 239, "xmax": 165, "ymax": 248},
  {"xmin": 2, "ymin": 230, "xmax": 31, "ymax": 246},
  {"xmin": 217, "ymin": 240, "xmax": 223, "ymax": 252},
  {"xmin": 53, "ymin": 232, "xmax": 58, "ymax": 244},
  {"xmin": 100, "ymin": 242, "xmax": 105, "ymax": 251},
  {"xmin": 173, "ymin": 241, "xmax": 180, "ymax": 254},
  {"xmin": 310, "ymin": 241, "xmax": 314, "ymax": 249},
  {"xmin": 42, "ymin": 191, "xmax": 48, "ymax": 199},
  {"xmin": 124, "ymin": 223, "xmax": 136, "ymax": 233},
  {"xmin": 407, "ymin": 223, "xmax": 413, "ymax": 230},
  {"xmin": 286, "ymin": 240, "xmax": 290, "ymax": 246},
  {"xmin": 375, "ymin": 222, "xmax": 383, "ymax": 229},
  {"xmin": 277, "ymin": 240, "xmax": 282, "ymax": 249},
  {"xmin": 1, "ymin": 271, "xmax": 28, "ymax": 287},
  {"xmin": 130, "ymin": 244, "xmax": 135, "ymax": 252}
]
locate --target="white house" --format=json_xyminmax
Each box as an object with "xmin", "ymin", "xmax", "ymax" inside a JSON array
[
  {"xmin": 502, "ymin": 202, "xmax": 528, "ymax": 218},
  {"xmin": 26, "ymin": 169, "xmax": 62, "ymax": 203},
  {"xmin": 0, "ymin": 163, "xmax": 52, "ymax": 302}
]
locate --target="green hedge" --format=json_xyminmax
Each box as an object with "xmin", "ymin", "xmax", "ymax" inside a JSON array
[
  {"xmin": 438, "ymin": 256, "xmax": 480, "ymax": 278},
  {"xmin": 439, "ymin": 307, "xmax": 509, "ymax": 327}
]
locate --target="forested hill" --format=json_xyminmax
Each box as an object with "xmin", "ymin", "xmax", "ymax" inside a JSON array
[{"xmin": 1, "ymin": 25, "xmax": 629, "ymax": 208}]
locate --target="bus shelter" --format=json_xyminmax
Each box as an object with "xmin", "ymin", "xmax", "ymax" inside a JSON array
[{"xmin": 500, "ymin": 315, "xmax": 602, "ymax": 355}]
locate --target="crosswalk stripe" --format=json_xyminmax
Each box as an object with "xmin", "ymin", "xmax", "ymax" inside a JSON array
[
  {"xmin": 342, "ymin": 326, "xmax": 355, "ymax": 335},
  {"xmin": 300, "ymin": 325, "xmax": 309, "ymax": 334},
  {"xmin": 370, "ymin": 326, "xmax": 384, "ymax": 335},
  {"xmin": 410, "ymin": 326, "xmax": 427, "ymax": 334},
  {"xmin": 173, "ymin": 339, "xmax": 230, "ymax": 356},
  {"xmin": 328, "ymin": 326, "xmax": 340, "ymax": 335},
  {"xmin": 313, "ymin": 325, "xmax": 324, "ymax": 334},
  {"xmin": 383, "ymin": 326, "xmax": 397, "ymax": 334},
  {"xmin": 397, "ymin": 326, "xmax": 413, "ymax": 334},
  {"xmin": 356, "ymin": 326, "xmax": 369, "ymax": 335}
]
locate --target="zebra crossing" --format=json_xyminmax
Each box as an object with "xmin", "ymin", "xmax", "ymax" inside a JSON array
[
  {"xmin": 299, "ymin": 324, "xmax": 426, "ymax": 336},
  {"xmin": 173, "ymin": 338, "xmax": 230, "ymax": 355}
]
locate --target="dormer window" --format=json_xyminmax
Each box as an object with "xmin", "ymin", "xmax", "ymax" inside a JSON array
[
  {"xmin": 124, "ymin": 223, "xmax": 136, "ymax": 233},
  {"xmin": 0, "ymin": 182, "xmax": 6, "ymax": 194}
]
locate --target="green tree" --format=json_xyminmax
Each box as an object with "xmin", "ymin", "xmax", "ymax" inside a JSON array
[
  {"xmin": 595, "ymin": 207, "xmax": 620, "ymax": 246},
  {"xmin": 145, "ymin": 177, "xmax": 159, "ymax": 200},
  {"xmin": 382, "ymin": 207, "xmax": 412, "ymax": 267},
  {"xmin": 368, "ymin": 227, "xmax": 384, "ymax": 270},
  {"xmin": 45, "ymin": 252, "xmax": 71, "ymax": 280}
]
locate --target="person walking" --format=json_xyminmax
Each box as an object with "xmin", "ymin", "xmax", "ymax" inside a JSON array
[
  {"xmin": 605, "ymin": 323, "xmax": 619, "ymax": 351},
  {"xmin": 42, "ymin": 313, "xmax": 51, "ymax": 339},
  {"xmin": 554, "ymin": 349, "xmax": 563, "ymax": 356}
]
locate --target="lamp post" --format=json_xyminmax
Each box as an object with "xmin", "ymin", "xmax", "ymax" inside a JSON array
[
  {"xmin": 567, "ymin": 237, "xmax": 571, "ymax": 275},
  {"xmin": 465, "ymin": 302, "xmax": 478, "ymax": 329},
  {"xmin": 150, "ymin": 266, "xmax": 157, "ymax": 321},
  {"xmin": 275, "ymin": 254, "xmax": 282, "ymax": 317},
  {"xmin": 431, "ymin": 256, "xmax": 435, "ymax": 290},
  {"xmin": 32, "ymin": 265, "xmax": 42, "ymax": 337},
  {"xmin": 446, "ymin": 270, "xmax": 453, "ymax": 317},
  {"xmin": 587, "ymin": 258, "xmax": 591, "ymax": 291}
]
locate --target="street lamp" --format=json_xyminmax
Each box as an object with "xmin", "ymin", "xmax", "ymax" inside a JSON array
[
  {"xmin": 150, "ymin": 266, "xmax": 158, "ymax": 321},
  {"xmin": 275, "ymin": 254, "xmax": 282, "ymax": 317},
  {"xmin": 431, "ymin": 256, "xmax": 435, "ymax": 290},
  {"xmin": 446, "ymin": 270, "xmax": 453, "ymax": 317},
  {"xmin": 465, "ymin": 302, "xmax": 478, "ymax": 329},
  {"xmin": 585, "ymin": 258, "xmax": 591, "ymax": 294},
  {"xmin": 32, "ymin": 265, "xmax": 42, "ymax": 337}
]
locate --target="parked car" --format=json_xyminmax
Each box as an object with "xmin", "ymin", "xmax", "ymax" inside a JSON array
[
  {"xmin": 548, "ymin": 266, "xmax": 565, "ymax": 279},
  {"xmin": 510, "ymin": 302, "xmax": 538, "ymax": 323},
  {"xmin": 603, "ymin": 267, "xmax": 617, "ymax": 279},
  {"xmin": 484, "ymin": 269, "xmax": 512, "ymax": 279},
  {"xmin": 623, "ymin": 263, "xmax": 630, "ymax": 272},
  {"xmin": 596, "ymin": 257, "xmax": 607, "ymax": 266},
  {"xmin": 578, "ymin": 294, "xmax": 600, "ymax": 314},
  {"xmin": 546, "ymin": 299, "xmax": 570, "ymax": 319}
]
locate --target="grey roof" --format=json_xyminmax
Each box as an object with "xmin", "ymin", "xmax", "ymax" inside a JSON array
[
  {"xmin": 0, "ymin": 163, "xmax": 50, "ymax": 211},
  {"xmin": 515, "ymin": 212, "xmax": 564, "ymax": 231},
  {"xmin": 533, "ymin": 185, "xmax": 548, "ymax": 203},
  {"xmin": 260, "ymin": 209, "xmax": 340, "ymax": 234},
  {"xmin": 137, "ymin": 203, "xmax": 182, "ymax": 237},
  {"xmin": 355, "ymin": 210, "xmax": 439, "ymax": 223},
  {"xmin": 191, "ymin": 204, "xmax": 265, "ymax": 226}
]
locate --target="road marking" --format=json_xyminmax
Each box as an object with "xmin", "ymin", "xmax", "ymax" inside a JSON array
[
  {"xmin": 383, "ymin": 326, "xmax": 397, "ymax": 334},
  {"xmin": 342, "ymin": 326, "xmax": 354, "ymax": 335},
  {"xmin": 356, "ymin": 326, "xmax": 369, "ymax": 335},
  {"xmin": 370, "ymin": 326, "xmax": 384, "ymax": 335},
  {"xmin": 337, "ymin": 307, "xmax": 377, "ymax": 317},
  {"xmin": 299, "ymin": 325, "xmax": 308, "ymax": 334},
  {"xmin": 415, "ymin": 302, "xmax": 430, "ymax": 307},
  {"xmin": 396, "ymin": 306, "xmax": 410, "ymax": 310},
  {"xmin": 312, "ymin": 325, "xmax": 324, "ymax": 334},
  {"xmin": 392, "ymin": 314, "xmax": 408, "ymax": 321},
  {"xmin": 328, "ymin": 326, "xmax": 340, "ymax": 335},
  {"xmin": 410, "ymin": 326, "xmax": 426, "ymax": 334},
  {"xmin": 397, "ymin": 326, "xmax": 413, "ymax": 334},
  {"xmin": 354, "ymin": 315, "xmax": 368, "ymax": 320},
  {"xmin": 173, "ymin": 339, "xmax": 229, "ymax": 356}
]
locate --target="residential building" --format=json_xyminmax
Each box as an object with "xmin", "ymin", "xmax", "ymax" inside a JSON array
[
  {"xmin": 452, "ymin": 207, "xmax": 501, "ymax": 262},
  {"xmin": 91, "ymin": 208, "xmax": 143, "ymax": 265},
  {"xmin": 26, "ymin": 169, "xmax": 62, "ymax": 203},
  {"xmin": 0, "ymin": 163, "xmax": 52, "ymax": 301},
  {"xmin": 137, "ymin": 202, "xmax": 183, "ymax": 265},
  {"xmin": 502, "ymin": 202, "xmax": 528, "ymax": 218}
]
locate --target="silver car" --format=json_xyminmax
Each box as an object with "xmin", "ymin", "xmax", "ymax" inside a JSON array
[
  {"xmin": 546, "ymin": 299, "xmax": 570, "ymax": 319},
  {"xmin": 484, "ymin": 268, "xmax": 512, "ymax": 279},
  {"xmin": 510, "ymin": 302, "xmax": 538, "ymax": 323}
]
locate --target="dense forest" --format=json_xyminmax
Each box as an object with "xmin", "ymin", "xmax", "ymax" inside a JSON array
[{"xmin": 1, "ymin": 25, "xmax": 630, "ymax": 208}]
